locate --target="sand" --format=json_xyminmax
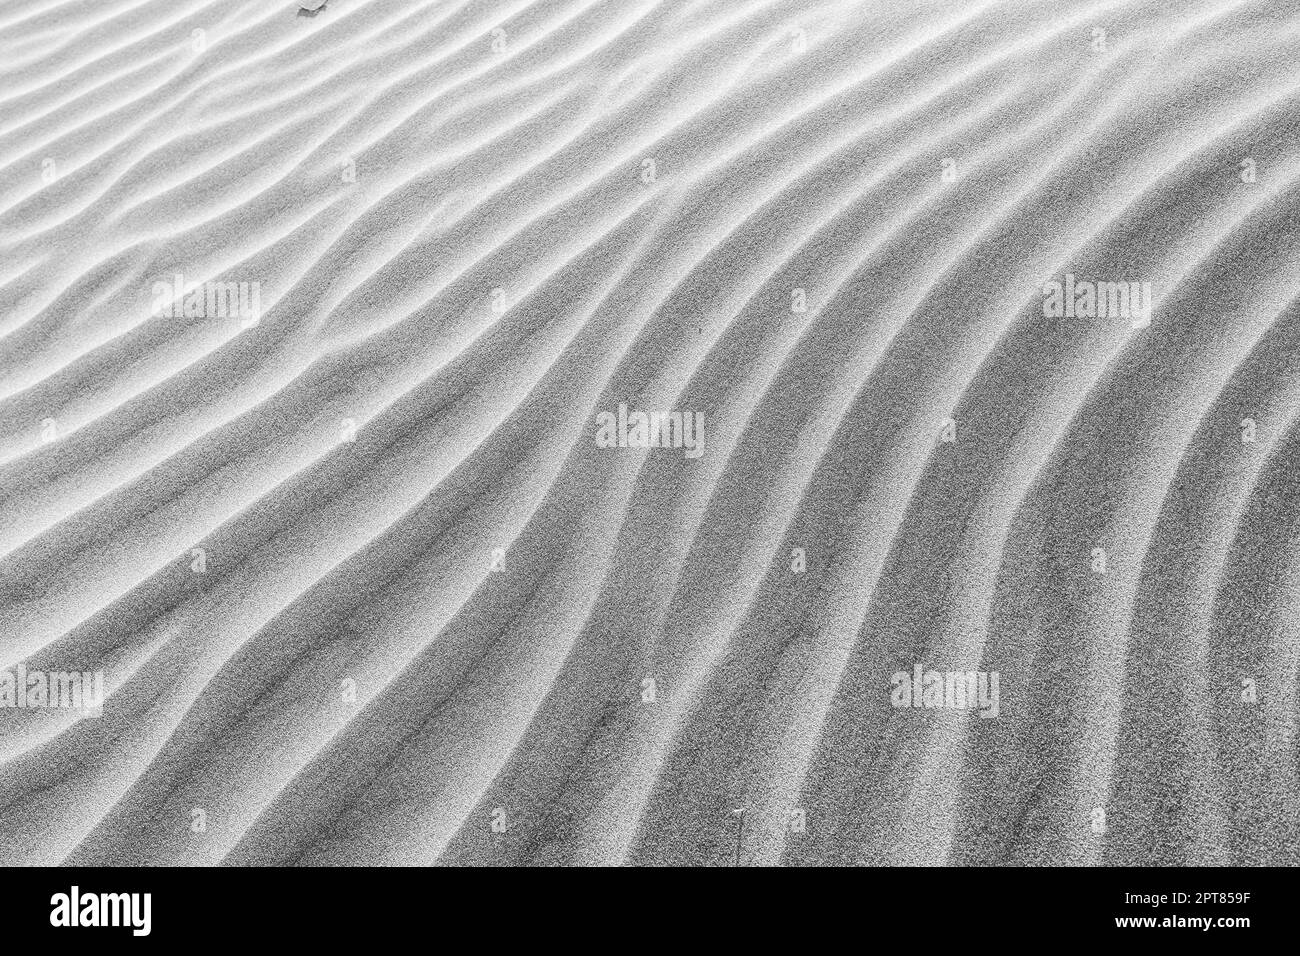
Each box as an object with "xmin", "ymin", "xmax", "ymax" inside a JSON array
[{"xmin": 0, "ymin": 0, "xmax": 1297, "ymax": 866}]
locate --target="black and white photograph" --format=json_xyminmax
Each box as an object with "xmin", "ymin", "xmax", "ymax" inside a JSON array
[{"xmin": 0, "ymin": 0, "xmax": 1294, "ymax": 937}]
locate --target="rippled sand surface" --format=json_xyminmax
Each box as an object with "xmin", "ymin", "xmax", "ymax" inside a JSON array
[{"xmin": 1, "ymin": 0, "xmax": 1298, "ymax": 865}]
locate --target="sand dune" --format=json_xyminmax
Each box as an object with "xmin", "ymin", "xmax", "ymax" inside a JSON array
[{"xmin": 1, "ymin": 0, "xmax": 1297, "ymax": 866}]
